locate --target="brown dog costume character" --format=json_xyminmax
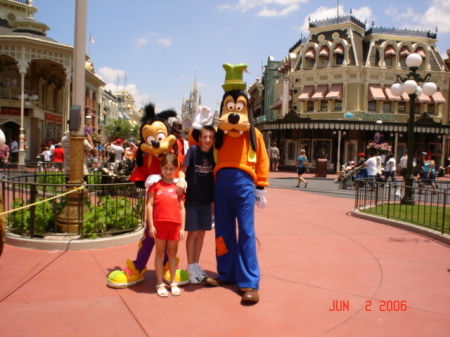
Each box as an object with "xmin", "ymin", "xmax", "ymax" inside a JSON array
[{"xmin": 205, "ymin": 63, "xmax": 269, "ymax": 304}]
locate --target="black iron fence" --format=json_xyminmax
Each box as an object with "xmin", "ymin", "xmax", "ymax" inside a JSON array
[
  {"xmin": 1, "ymin": 171, "xmax": 145, "ymax": 239},
  {"xmin": 354, "ymin": 179, "xmax": 449, "ymax": 235}
]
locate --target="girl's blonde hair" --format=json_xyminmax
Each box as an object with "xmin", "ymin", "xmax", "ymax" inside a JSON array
[
  {"xmin": 160, "ymin": 153, "xmax": 179, "ymax": 168},
  {"xmin": 300, "ymin": 149, "xmax": 306, "ymax": 155}
]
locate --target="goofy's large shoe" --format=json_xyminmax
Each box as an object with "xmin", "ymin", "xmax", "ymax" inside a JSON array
[
  {"xmin": 107, "ymin": 259, "xmax": 146, "ymax": 289},
  {"xmin": 240, "ymin": 288, "xmax": 260, "ymax": 304}
]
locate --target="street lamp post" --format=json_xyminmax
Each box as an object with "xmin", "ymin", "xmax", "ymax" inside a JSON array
[{"xmin": 391, "ymin": 53, "xmax": 437, "ymax": 205}]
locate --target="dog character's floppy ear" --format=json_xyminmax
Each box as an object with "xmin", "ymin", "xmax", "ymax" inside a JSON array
[{"xmin": 247, "ymin": 98, "xmax": 257, "ymax": 152}]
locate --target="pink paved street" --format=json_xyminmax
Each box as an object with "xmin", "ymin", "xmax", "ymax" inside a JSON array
[{"xmin": 1, "ymin": 172, "xmax": 449, "ymax": 337}]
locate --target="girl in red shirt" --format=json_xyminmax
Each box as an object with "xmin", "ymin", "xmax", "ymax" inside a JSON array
[{"xmin": 148, "ymin": 153, "xmax": 185, "ymax": 297}]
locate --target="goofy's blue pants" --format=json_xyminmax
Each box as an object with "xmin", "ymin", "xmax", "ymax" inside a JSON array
[{"xmin": 214, "ymin": 169, "xmax": 260, "ymax": 290}]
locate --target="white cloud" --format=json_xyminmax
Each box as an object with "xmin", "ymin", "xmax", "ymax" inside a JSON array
[
  {"xmin": 98, "ymin": 67, "xmax": 126, "ymax": 83},
  {"xmin": 219, "ymin": 0, "xmax": 306, "ymax": 16},
  {"xmin": 136, "ymin": 37, "xmax": 148, "ymax": 48},
  {"xmin": 420, "ymin": 0, "xmax": 450, "ymax": 33},
  {"xmin": 350, "ymin": 7, "xmax": 372, "ymax": 25},
  {"xmin": 258, "ymin": 4, "xmax": 299, "ymax": 17},
  {"xmin": 158, "ymin": 37, "xmax": 172, "ymax": 47},
  {"xmin": 384, "ymin": 1, "xmax": 450, "ymax": 33}
]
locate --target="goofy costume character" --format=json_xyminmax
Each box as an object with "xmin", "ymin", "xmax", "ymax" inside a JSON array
[
  {"xmin": 107, "ymin": 103, "xmax": 188, "ymax": 288},
  {"xmin": 205, "ymin": 63, "xmax": 269, "ymax": 304}
]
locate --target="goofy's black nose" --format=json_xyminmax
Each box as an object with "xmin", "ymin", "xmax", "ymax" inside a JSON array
[
  {"xmin": 151, "ymin": 140, "xmax": 160, "ymax": 148},
  {"xmin": 228, "ymin": 113, "xmax": 240, "ymax": 124}
]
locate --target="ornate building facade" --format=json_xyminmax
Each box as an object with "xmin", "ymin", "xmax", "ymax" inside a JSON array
[
  {"xmin": 0, "ymin": 0, "xmax": 108, "ymax": 161},
  {"xmin": 256, "ymin": 15, "xmax": 450, "ymax": 172}
]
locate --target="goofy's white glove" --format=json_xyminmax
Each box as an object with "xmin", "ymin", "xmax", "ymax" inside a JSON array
[
  {"xmin": 192, "ymin": 106, "xmax": 213, "ymax": 130},
  {"xmin": 145, "ymin": 174, "xmax": 161, "ymax": 189},
  {"xmin": 255, "ymin": 188, "xmax": 267, "ymax": 209}
]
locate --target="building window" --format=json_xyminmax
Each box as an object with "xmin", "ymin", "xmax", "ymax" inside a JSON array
[
  {"xmin": 320, "ymin": 100, "xmax": 328, "ymax": 112},
  {"xmin": 385, "ymin": 57, "xmax": 393, "ymax": 67},
  {"xmin": 334, "ymin": 100, "xmax": 342, "ymax": 111},
  {"xmin": 335, "ymin": 54, "xmax": 344, "ymax": 65},
  {"xmin": 45, "ymin": 122, "xmax": 53, "ymax": 140},
  {"xmin": 307, "ymin": 58, "xmax": 315, "ymax": 69},
  {"xmin": 55, "ymin": 125, "xmax": 61, "ymax": 141},
  {"xmin": 398, "ymin": 102, "xmax": 406, "ymax": 113},
  {"xmin": 415, "ymin": 103, "xmax": 421, "ymax": 114},
  {"xmin": 383, "ymin": 101, "xmax": 392, "ymax": 113},
  {"xmin": 318, "ymin": 56, "xmax": 329, "ymax": 68},
  {"xmin": 287, "ymin": 142, "xmax": 296, "ymax": 161},
  {"xmin": 307, "ymin": 101, "xmax": 314, "ymax": 112},
  {"xmin": 400, "ymin": 57, "xmax": 407, "ymax": 69},
  {"xmin": 427, "ymin": 104, "xmax": 435, "ymax": 114},
  {"xmin": 368, "ymin": 100, "xmax": 377, "ymax": 112},
  {"xmin": 313, "ymin": 139, "xmax": 331, "ymax": 162}
]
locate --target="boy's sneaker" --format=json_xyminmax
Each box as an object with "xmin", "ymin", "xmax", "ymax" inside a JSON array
[
  {"xmin": 195, "ymin": 264, "xmax": 208, "ymax": 280},
  {"xmin": 187, "ymin": 264, "xmax": 202, "ymax": 284}
]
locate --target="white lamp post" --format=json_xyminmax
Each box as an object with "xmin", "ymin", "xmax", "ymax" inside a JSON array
[{"xmin": 390, "ymin": 53, "xmax": 437, "ymax": 205}]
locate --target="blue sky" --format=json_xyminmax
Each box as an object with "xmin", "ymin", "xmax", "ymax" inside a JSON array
[{"xmin": 33, "ymin": 0, "xmax": 450, "ymax": 114}]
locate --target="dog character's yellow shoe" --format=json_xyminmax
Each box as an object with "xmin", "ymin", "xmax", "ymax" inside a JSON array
[
  {"xmin": 164, "ymin": 269, "xmax": 189, "ymax": 286},
  {"xmin": 107, "ymin": 259, "xmax": 147, "ymax": 289},
  {"xmin": 162, "ymin": 257, "xmax": 189, "ymax": 286}
]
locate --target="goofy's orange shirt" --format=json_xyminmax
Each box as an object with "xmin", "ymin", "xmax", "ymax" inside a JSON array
[{"xmin": 214, "ymin": 128, "xmax": 269, "ymax": 188}]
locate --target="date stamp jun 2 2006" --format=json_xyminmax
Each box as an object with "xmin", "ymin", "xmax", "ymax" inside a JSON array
[{"xmin": 329, "ymin": 300, "xmax": 408, "ymax": 312}]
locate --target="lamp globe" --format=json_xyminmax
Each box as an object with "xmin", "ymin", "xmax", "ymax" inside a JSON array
[
  {"xmin": 403, "ymin": 80, "xmax": 418, "ymax": 94},
  {"xmin": 422, "ymin": 82, "xmax": 437, "ymax": 96},
  {"xmin": 406, "ymin": 53, "xmax": 422, "ymax": 68},
  {"xmin": 391, "ymin": 83, "xmax": 404, "ymax": 96}
]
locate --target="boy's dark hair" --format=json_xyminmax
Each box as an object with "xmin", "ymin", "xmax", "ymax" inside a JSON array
[
  {"xmin": 200, "ymin": 125, "xmax": 216, "ymax": 137},
  {"xmin": 160, "ymin": 153, "xmax": 179, "ymax": 168}
]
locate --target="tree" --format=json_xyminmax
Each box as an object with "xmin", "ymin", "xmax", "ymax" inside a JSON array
[{"xmin": 104, "ymin": 119, "xmax": 136, "ymax": 141}]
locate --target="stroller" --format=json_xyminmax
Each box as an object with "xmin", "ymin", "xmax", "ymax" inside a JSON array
[{"xmin": 338, "ymin": 168, "xmax": 355, "ymax": 189}]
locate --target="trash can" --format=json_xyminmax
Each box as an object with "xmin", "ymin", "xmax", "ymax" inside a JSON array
[{"xmin": 315, "ymin": 158, "xmax": 327, "ymax": 178}]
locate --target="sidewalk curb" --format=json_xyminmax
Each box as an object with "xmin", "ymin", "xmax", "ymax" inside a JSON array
[
  {"xmin": 352, "ymin": 209, "xmax": 450, "ymax": 246},
  {"xmin": 5, "ymin": 227, "xmax": 144, "ymax": 251}
]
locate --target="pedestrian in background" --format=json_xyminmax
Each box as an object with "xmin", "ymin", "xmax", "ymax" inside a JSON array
[
  {"xmin": 270, "ymin": 142, "xmax": 280, "ymax": 172},
  {"xmin": 361, "ymin": 152, "xmax": 377, "ymax": 190},
  {"xmin": 417, "ymin": 153, "xmax": 437, "ymax": 194},
  {"xmin": 10, "ymin": 137, "xmax": 18, "ymax": 163},
  {"xmin": 41, "ymin": 146, "xmax": 52, "ymax": 168},
  {"xmin": 384, "ymin": 153, "xmax": 397, "ymax": 188},
  {"xmin": 110, "ymin": 139, "xmax": 124, "ymax": 162},
  {"xmin": 293, "ymin": 149, "xmax": 309, "ymax": 188},
  {"xmin": 52, "ymin": 144, "xmax": 64, "ymax": 171}
]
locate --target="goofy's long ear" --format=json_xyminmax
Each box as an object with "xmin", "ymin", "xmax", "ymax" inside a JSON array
[
  {"xmin": 215, "ymin": 129, "xmax": 225, "ymax": 149},
  {"xmin": 248, "ymin": 101, "xmax": 257, "ymax": 151}
]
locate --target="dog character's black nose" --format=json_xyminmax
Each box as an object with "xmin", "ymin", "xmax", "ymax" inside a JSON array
[{"xmin": 228, "ymin": 113, "xmax": 240, "ymax": 124}]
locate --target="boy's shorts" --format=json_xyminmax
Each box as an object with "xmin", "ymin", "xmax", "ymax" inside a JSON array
[
  {"xmin": 185, "ymin": 202, "xmax": 212, "ymax": 232},
  {"xmin": 154, "ymin": 220, "xmax": 181, "ymax": 241}
]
